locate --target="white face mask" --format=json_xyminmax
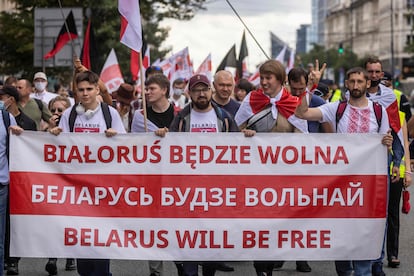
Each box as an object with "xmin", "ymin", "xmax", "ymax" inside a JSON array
[
  {"xmin": 34, "ymin": 81, "xmax": 47, "ymax": 92},
  {"xmin": 173, "ymin": 88, "xmax": 184, "ymax": 96}
]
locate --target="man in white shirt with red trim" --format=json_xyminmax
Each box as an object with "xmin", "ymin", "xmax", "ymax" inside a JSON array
[{"xmin": 295, "ymin": 66, "xmax": 393, "ymax": 276}]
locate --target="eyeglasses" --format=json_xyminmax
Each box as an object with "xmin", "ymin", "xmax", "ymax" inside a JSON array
[
  {"xmin": 51, "ymin": 108, "xmax": 63, "ymax": 113},
  {"xmin": 191, "ymin": 87, "xmax": 210, "ymax": 94}
]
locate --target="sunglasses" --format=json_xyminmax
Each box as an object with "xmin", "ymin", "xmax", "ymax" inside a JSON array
[{"xmin": 51, "ymin": 108, "xmax": 63, "ymax": 113}]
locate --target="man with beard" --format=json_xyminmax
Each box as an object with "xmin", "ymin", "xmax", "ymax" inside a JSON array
[
  {"xmin": 364, "ymin": 57, "xmax": 404, "ymax": 276},
  {"xmin": 170, "ymin": 74, "xmax": 238, "ymax": 133},
  {"xmin": 295, "ymin": 67, "xmax": 393, "ymax": 276},
  {"xmin": 169, "ymin": 74, "xmax": 238, "ymax": 276}
]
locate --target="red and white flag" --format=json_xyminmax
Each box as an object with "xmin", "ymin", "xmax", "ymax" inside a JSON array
[
  {"xmin": 152, "ymin": 59, "xmax": 173, "ymax": 79},
  {"xmin": 119, "ymin": 0, "xmax": 142, "ymax": 52},
  {"xmin": 100, "ymin": 48, "xmax": 124, "ymax": 94},
  {"xmin": 131, "ymin": 110, "xmax": 158, "ymax": 132},
  {"xmin": 367, "ymin": 84, "xmax": 403, "ymax": 150},
  {"xmin": 131, "ymin": 46, "xmax": 150, "ymax": 83},
  {"xmin": 248, "ymin": 66, "xmax": 261, "ymax": 87},
  {"xmin": 286, "ymin": 49, "xmax": 295, "ymax": 73},
  {"xmin": 195, "ymin": 53, "xmax": 212, "ymax": 81},
  {"xmin": 169, "ymin": 47, "xmax": 192, "ymax": 82},
  {"xmin": 235, "ymin": 88, "xmax": 308, "ymax": 133}
]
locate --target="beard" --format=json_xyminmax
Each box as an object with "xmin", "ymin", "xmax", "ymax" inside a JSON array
[
  {"xmin": 192, "ymin": 97, "xmax": 211, "ymax": 110},
  {"xmin": 350, "ymin": 89, "xmax": 364, "ymax": 99}
]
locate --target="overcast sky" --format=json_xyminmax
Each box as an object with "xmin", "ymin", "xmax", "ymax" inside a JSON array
[{"xmin": 160, "ymin": 0, "xmax": 311, "ymax": 72}]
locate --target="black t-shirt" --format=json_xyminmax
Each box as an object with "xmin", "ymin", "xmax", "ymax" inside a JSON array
[
  {"xmin": 147, "ymin": 103, "xmax": 175, "ymax": 128},
  {"xmin": 16, "ymin": 110, "xmax": 37, "ymax": 131}
]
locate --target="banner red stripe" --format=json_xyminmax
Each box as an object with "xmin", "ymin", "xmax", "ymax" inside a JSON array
[{"xmin": 10, "ymin": 172, "xmax": 387, "ymax": 219}]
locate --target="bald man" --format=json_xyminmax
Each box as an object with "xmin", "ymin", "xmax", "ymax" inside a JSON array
[{"xmin": 212, "ymin": 70, "xmax": 240, "ymax": 117}]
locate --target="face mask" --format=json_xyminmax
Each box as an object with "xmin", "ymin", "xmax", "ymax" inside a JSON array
[
  {"xmin": 173, "ymin": 88, "xmax": 184, "ymax": 96},
  {"xmin": 34, "ymin": 82, "xmax": 47, "ymax": 91},
  {"xmin": 370, "ymin": 79, "xmax": 381, "ymax": 87},
  {"xmin": 0, "ymin": 101, "xmax": 4, "ymax": 110}
]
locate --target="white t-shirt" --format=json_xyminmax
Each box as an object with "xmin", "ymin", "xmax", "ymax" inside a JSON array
[
  {"xmin": 171, "ymin": 95, "xmax": 186, "ymax": 110},
  {"xmin": 189, "ymin": 108, "xmax": 218, "ymax": 133},
  {"xmin": 31, "ymin": 91, "xmax": 57, "ymax": 105},
  {"xmin": 59, "ymin": 104, "xmax": 126, "ymax": 134},
  {"xmin": 318, "ymin": 101, "xmax": 389, "ymax": 134}
]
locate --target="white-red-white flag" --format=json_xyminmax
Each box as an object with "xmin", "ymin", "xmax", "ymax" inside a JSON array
[
  {"xmin": 131, "ymin": 46, "xmax": 151, "ymax": 83},
  {"xmin": 100, "ymin": 48, "xmax": 124, "ymax": 94},
  {"xmin": 195, "ymin": 53, "xmax": 212, "ymax": 81},
  {"xmin": 119, "ymin": 0, "xmax": 142, "ymax": 52},
  {"xmin": 169, "ymin": 47, "xmax": 192, "ymax": 82},
  {"xmin": 286, "ymin": 49, "xmax": 295, "ymax": 73},
  {"xmin": 152, "ymin": 59, "xmax": 173, "ymax": 79},
  {"xmin": 248, "ymin": 66, "xmax": 261, "ymax": 87}
]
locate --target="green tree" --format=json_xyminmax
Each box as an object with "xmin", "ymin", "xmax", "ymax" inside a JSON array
[{"xmin": 0, "ymin": 0, "xmax": 207, "ymax": 81}]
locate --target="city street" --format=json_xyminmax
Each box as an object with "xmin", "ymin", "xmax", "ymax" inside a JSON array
[{"xmin": 13, "ymin": 209, "xmax": 414, "ymax": 275}]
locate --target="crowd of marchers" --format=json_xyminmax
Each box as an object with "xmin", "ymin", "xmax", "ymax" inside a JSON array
[{"xmin": 0, "ymin": 55, "xmax": 413, "ymax": 276}]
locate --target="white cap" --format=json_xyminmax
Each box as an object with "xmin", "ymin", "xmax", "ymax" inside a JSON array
[{"xmin": 34, "ymin": 72, "xmax": 47, "ymax": 81}]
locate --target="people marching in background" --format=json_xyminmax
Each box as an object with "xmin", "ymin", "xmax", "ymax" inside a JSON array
[
  {"xmin": 113, "ymin": 83, "xmax": 138, "ymax": 132},
  {"xmin": 31, "ymin": 72, "xmax": 56, "ymax": 105},
  {"xmin": 171, "ymin": 77, "xmax": 187, "ymax": 112},
  {"xmin": 234, "ymin": 78, "xmax": 254, "ymax": 103},
  {"xmin": 16, "ymin": 79, "xmax": 52, "ymax": 131},
  {"xmin": 3, "ymin": 34, "xmax": 414, "ymax": 275}
]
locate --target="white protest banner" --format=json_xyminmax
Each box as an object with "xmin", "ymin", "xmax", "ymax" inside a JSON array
[{"xmin": 9, "ymin": 132, "xmax": 387, "ymax": 260}]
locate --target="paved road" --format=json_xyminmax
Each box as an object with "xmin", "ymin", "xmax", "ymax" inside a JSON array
[{"xmin": 12, "ymin": 211, "xmax": 414, "ymax": 275}]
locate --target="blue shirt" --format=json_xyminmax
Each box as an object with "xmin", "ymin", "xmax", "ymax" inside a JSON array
[
  {"xmin": 0, "ymin": 111, "xmax": 17, "ymax": 184},
  {"xmin": 308, "ymin": 95, "xmax": 326, "ymax": 133}
]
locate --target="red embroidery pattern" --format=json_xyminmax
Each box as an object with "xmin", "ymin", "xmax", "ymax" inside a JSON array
[{"xmin": 347, "ymin": 106, "xmax": 370, "ymax": 133}]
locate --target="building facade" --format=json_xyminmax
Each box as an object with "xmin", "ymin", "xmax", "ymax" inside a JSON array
[
  {"xmin": 324, "ymin": 0, "xmax": 414, "ymax": 86},
  {"xmin": 296, "ymin": 24, "xmax": 311, "ymax": 54}
]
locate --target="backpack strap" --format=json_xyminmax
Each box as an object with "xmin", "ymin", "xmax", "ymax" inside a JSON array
[
  {"xmin": 2, "ymin": 110, "xmax": 10, "ymax": 160},
  {"xmin": 69, "ymin": 105, "xmax": 77, "ymax": 132},
  {"xmin": 69, "ymin": 103, "xmax": 112, "ymax": 132},
  {"xmin": 34, "ymin": 98, "xmax": 43, "ymax": 111},
  {"xmin": 101, "ymin": 102, "xmax": 112, "ymax": 130},
  {"xmin": 335, "ymin": 100, "xmax": 348, "ymax": 129},
  {"xmin": 217, "ymin": 107, "xmax": 229, "ymax": 132},
  {"xmin": 372, "ymin": 102, "xmax": 382, "ymax": 130}
]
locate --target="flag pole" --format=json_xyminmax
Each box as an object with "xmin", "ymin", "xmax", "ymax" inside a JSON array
[
  {"xmin": 138, "ymin": 51, "xmax": 148, "ymax": 132},
  {"xmin": 225, "ymin": 0, "xmax": 270, "ymax": 60}
]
